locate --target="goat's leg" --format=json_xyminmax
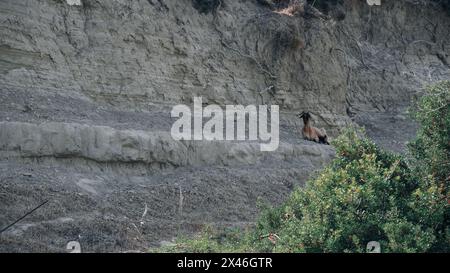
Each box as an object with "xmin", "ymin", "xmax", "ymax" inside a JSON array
[{"xmin": 319, "ymin": 136, "xmax": 330, "ymax": 145}]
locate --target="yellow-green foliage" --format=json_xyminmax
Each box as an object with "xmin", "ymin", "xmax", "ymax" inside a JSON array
[{"xmin": 409, "ymin": 81, "xmax": 450, "ymax": 186}]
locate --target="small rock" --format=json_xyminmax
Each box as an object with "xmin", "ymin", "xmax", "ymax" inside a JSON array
[
  {"xmin": 395, "ymin": 114, "xmax": 406, "ymax": 121},
  {"xmin": 160, "ymin": 240, "xmax": 177, "ymax": 248},
  {"xmin": 22, "ymin": 104, "xmax": 32, "ymax": 113}
]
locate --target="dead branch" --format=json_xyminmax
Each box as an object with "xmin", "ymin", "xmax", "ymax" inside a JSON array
[
  {"xmin": 211, "ymin": 1, "xmax": 278, "ymax": 79},
  {"xmin": 219, "ymin": 39, "xmax": 278, "ymax": 79}
]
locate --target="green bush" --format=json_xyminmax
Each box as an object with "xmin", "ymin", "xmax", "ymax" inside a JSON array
[
  {"xmin": 407, "ymin": 80, "xmax": 450, "ymax": 251},
  {"xmin": 156, "ymin": 81, "xmax": 449, "ymax": 253},
  {"xmin": 409, "ymin": 81, "xmax": 450, "ymax": 186},
  {"xmin": 253, "ymin": 127, "xmax": 447, "ymax": 252}
]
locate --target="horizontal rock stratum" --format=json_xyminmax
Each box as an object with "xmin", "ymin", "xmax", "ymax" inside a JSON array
[{"xmin": 0, "ymin": 122, "xmax": 334, "ymax": 167}]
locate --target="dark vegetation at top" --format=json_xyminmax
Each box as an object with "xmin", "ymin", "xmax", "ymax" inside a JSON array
[
  {"xmin": 307, "ymin": 0, "xmax": 343, "ymax": 14},
  {"xmin": 191, "ymin": 0, "xmax": 221, "ymax": 14}
]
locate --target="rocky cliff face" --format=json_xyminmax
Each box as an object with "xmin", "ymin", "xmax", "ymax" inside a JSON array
[{"xmin": 0, "ymin": 0, "xmax": 448, "ymax": 252}]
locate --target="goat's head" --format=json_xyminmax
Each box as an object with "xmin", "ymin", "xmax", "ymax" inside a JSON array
[{"xmin": 297, "ymin": 111, "xmax": 312, "ymax": 124}]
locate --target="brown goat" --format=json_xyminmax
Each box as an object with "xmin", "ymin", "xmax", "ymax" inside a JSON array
[{"xmin": 297, "ymin": 112, "xmax": 329, "ymax": 145}]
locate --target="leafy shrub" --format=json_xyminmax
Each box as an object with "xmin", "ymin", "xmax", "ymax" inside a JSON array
[
  {"xmin": 253, "ymin": 127, "xmax": 447, "ymax": 252},
  {"xmin": 408, "ymin": 81, "xmax": 450, "ymax": 186},
  {"xmin": 407, "ymin": 80, "xmax": 450, "ymax": 251}
]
